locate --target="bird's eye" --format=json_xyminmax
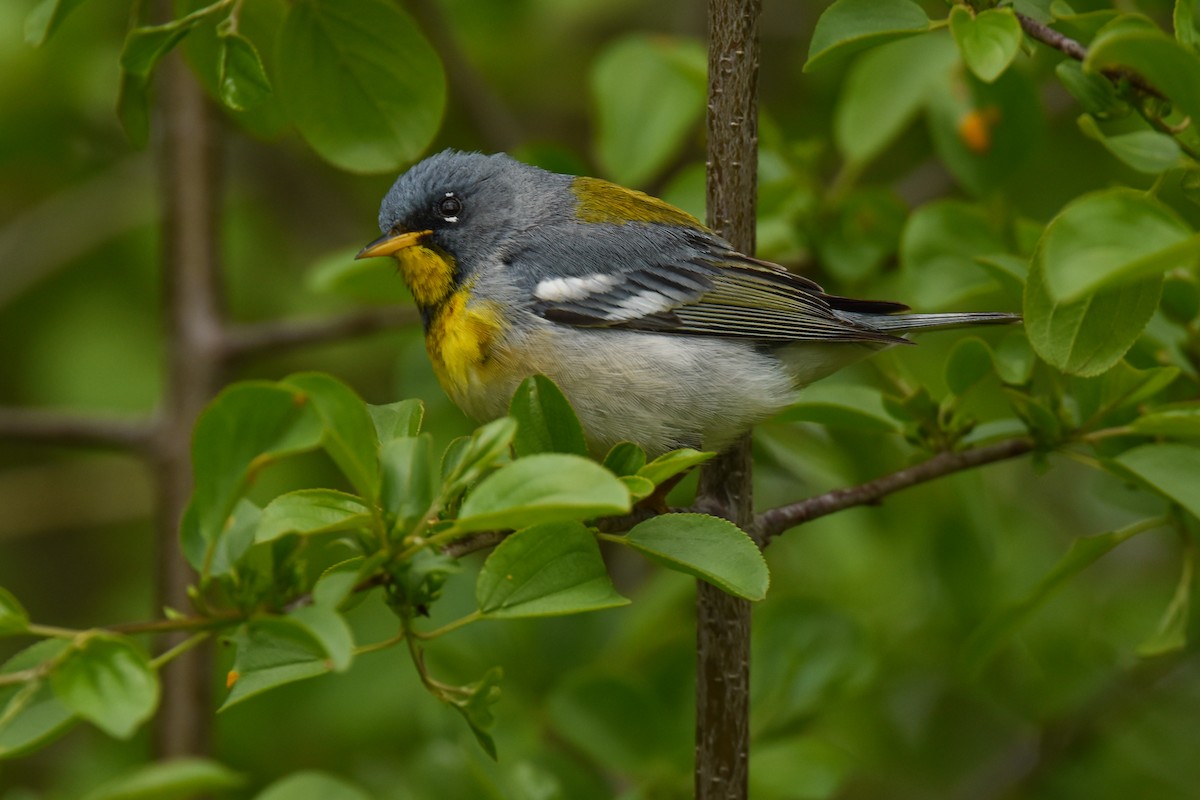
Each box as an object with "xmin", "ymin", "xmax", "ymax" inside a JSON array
[{"xmin": 437, "ymin": 194, "xmax": 462, "ymax": 220}]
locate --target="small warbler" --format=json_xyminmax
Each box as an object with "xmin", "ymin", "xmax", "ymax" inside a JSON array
[{"xmin": 357, "ymin": 150, "xmax": 1017, "ymax": 455}]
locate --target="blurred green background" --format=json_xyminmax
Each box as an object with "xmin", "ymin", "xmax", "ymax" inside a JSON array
[{"xmin": 2, "ymin": 0, "xmax": 1198, "ymax": 798}]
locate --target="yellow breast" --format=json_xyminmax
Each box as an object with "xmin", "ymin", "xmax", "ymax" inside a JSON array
[{"xmin": 425, "ymin": 285, "xmax": 508, "ymax": 413}]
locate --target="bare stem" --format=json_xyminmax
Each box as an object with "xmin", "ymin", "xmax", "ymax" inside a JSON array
[
  {"xmin": 1014, "ymin": 11, "xmax": 1165, "ymax": 100},
  {"xmin": 222, "ymin": 307, "xmax": 419, "ymax": 359},
  {"xmin": 0, "ymin": 409, "xmax": 154, "ymax": 452},
  {"xmin": 757, "ymin": 437, "xmax": 1035, "ymax": 543}
]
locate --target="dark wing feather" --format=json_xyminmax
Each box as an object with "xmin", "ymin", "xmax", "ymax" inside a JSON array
[{"xmin": 534, "ymin": 244, "xmax": 907, "ymax": 346}]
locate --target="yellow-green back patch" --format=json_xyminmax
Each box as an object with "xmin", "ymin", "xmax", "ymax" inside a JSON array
[{"xmin": 572, "ymin": 176, "xmax": 705, "ymax": 229}]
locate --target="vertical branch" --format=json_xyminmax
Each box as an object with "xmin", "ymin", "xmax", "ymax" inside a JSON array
[
  {"xmin": 153, "ymin": 50, "xmax": 225, "ymax": 758},
  {"xmin": 696, "ymin": 0, "xmax": 760, "ymax": 798}
]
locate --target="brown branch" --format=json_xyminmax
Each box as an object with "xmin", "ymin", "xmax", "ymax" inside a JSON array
[
  {"xmin": 0, "ymin": 408, "xmax": 154, "ymax": 451},
  {"xmin": 1014, "ymin": 11, "xmax": 1165, "ymax": 100},
  {"xmin": 154, "ymin": 45, "xmax": 225, "ymax": 759},
  {"xmin": 696, "ymin": 0, "xmax": 761, "ymax": 798},
  {"xmin": 756, "ymin": 437, "xmax": 1035, "ymax": 545},
  {"xmin": 222, "ymin": 307, "xmax": 419, "ymax": 358}
]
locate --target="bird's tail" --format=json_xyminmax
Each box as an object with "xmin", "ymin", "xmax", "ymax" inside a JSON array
[{"xmin": 857, "ymin": 311, "xmax": 1021, "ymax": 333}]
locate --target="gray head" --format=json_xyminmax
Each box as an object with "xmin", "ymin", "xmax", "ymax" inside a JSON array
[{"xmin": 368, "ymin": 150, "xmax": 570, "ymax": 278}]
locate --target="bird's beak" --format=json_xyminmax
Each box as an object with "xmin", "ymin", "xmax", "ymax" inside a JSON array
[{"xmin": 355, "ymin": 229, "xmax": 432, "ymax": 259}]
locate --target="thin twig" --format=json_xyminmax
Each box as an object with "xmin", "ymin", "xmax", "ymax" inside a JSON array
[
  {"xmin": 0, "ymin": 408, "xmax": 154, "ymax": 452},
  {"xmin": 1014, "ymin": 11, "xmax": 1165, "ymax": 100},
  {"xmin": 756, "ymin": 437, "xmax": 1035, "ymax": 543},
  {"xmin": 222, "ymin": 307, "xmax": 420, "ymax": 359}
]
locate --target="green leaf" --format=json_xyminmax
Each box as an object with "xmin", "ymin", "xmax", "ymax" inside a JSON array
[
  {"xmin": 805, "ymin": 0, "xmax": 931, "ymax": 72},
  {"xmin": 1112, "ymin": 443, "xmax": 1200, "ymax": 520},
  {"xmin": 925, "ymin": 61, "xmax": 1043, "ymax": 196},
  {"xmin": 591, "ymin": 34, "xmax": 706, "ymax": 186},
  {"xmin": 447, "ymin": 667, "xmax": 503, "ymax": 761},
  {"xmin": 443, "ymin": 417, "xmax": 517, "ymax": 495},
  {"xmin": 1039, "ymin": 189, "xmax": 1197, "ymax": 302},
  {"xmin": 1069, "ymin": 361, "xmax": 1180, "ymax": 424},
  {"xmin": 380, "ymin": 435, "xmax": 437, "ymax": 534},
  {"xmin": 602, "ymin": 442, "xmax": 647, "ymax": 477},
  {"xmin": 312, "ymin": 558, "xmax": 371, "ymax": 609},
  {"xmin": 456, "ymin": 454, "xmax": 630, "ymax": 533},
  {"xmin": 962, "ymin": 517, "xmax": 1163, "ymax": 672},
  {"xmin": 390, "ymin": 549, "xmax": 460, "ymax": 609},
  {"xmin": 945, "ymin": 337, "xmax": 995, "ymax": 395},
  {"xmin": 0, "ymin": 639, "xmax": 76, "ymax": 759},
  {"xmin": 288, "ymin": 605, "xmax": 354, "ymax": 672},
  {"xmin": 1086, "ymin": 27, "xmax": 1200, "ymax": 127},
  {"xmin": 276, "ymin": 0, "xmax": 446, "ymax": 173},
  {"xmin": 749, "ymin": 735, "xmax": 854, "ymax": 800},
  {"xmin": 1050, "ymin": 6, "xmax": 1122, "ymax": 42},
  {"xmin": 1177, "ymin": 0, "xmax": 1200, "ymax": 51},
  {"xmin": 217, "ymin": 27, "xmax": 272, "ymax": 112},
  {"xmin": 1055, "ymin": 60, "xmax": 1128, "ymax": 120},
  {"xmin": 1131, "ymin": 403, "xmax": 1200, "ymax": 438},
  {"xmin": 622, "ymin": 513, "xmax": 769, "ymax": 601},
  {"xmin": 256, "ymin": 490, "xmax": 371, "ymax": 544},
  {"xmin": 993, "ymin": 332, "xmax": 1036, "ymax": 385},
  {"xmin": 901, "ymin": 199, "xmax": 1005, "ymax": 308},
  {"xmin": 120, "ymin": 1, "xmax": 229, "ymax": 80},
  {"xmin": 0, "ymin": 587, "xmax": 29, "ymax": 637},
  {"xmin": 209, "ymin": 498, "xmax": 261, "ymax": 576},
  {"xmin": 620, "ymin": 475, "xmax": 657, "ymax": 502},
  {"xmin": 816, "ymin": 188, "xmax": 909, "ymax": 282},
  {"xmin": 51, "ymin": 635, "xmax": 158, "ymax": 739},
  {"xmin": 116, "ymin": 71, "xmax": 152, "ymax": 149},
  {"xmin": 1077, "ymin": 114, "xmax": 1183, "ymax": 174},
  {"xmin": 1024, "ymin": 239, "xmax": 1162, "ymax": 377},
  {"xmin": 282, "ymin": 373, "xmax": 381, "ymax": 501},
  {"xmin": 368, "ymin": 399, "xmax": 424, "ymax": 443},
  {"xmin": 973, "ymin": 254, "xmax": 1028, "ymax": 297},
  {"xmin": 1137, "ymin": 540, "xmax": 1192, "ymax": 657},
  {"xmin": 24, "ymin": 0, "xmax": 90, "ymax": 46},
  {"xmin": 950, "ymin": 7, "xmax": 1023, "ymax": 83},
  {"xmin": 183, "ymin": 382, "xmax": 322, "ymax": 573},
  {"xmin": 637, "ymin": 447, "xmax": 715, "ymax": 485},
  {"xmin": 547, "ymin": 674, "xmax": 667, "ymax": 774},
  {"xmin": 305, "ymin": 245, "xmax": 414, "ymax": 304},
  {"xmin": 254, "ymin": 772, "xmax": 372, "ymax": 800},
  {"xmin": 477, "ymin": 522, "xmax": 629, "ymax": 618},
  {"xmin": 509, "ymin": 375, "xmax": 589, "ymax": 458},
  {"xmin": 777, "ymin": 384, "xmax": 901, "ymax": 433},
  {"xmin": 180, "ymin": 0, "xmax": 289, "ymax": 138},
  {"xmin": 79, "ymin": 758, "xmax": 246, "ymax": 800},
  {"xmin": 221, "ymin": 619, "xmax": 331, "ymax": 710},
  {"xmin": 834, "ymin": 34, "xmax": 957, "ymax": 166},
  {"xmin": 1162, "ymin": 272, "xmax": 1200, "ymax": 323}
]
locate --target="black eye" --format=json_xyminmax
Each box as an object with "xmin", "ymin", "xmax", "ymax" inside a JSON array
[{"xmin": 437, "ymin": 194, "xmax": 462, "ymax": 220}]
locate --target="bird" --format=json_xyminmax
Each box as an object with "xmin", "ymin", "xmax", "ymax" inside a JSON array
[{"xmin": 357, "ymin": 150, "xmax": 1017, "ymax": 456}]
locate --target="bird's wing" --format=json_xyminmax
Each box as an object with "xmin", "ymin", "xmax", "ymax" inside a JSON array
[{"xmin": 530, "ymin": 242, "xmax": 910, "ymax": 345}]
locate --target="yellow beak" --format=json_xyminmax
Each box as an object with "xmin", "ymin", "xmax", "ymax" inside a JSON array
[{"xmin": 355, "ymin": 229, "xmax": 432, "ymax": 259}]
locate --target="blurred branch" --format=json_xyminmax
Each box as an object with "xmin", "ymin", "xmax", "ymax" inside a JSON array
[
  {"xmin": 407, "ymin": 0, "xmax": 523, "ymax": 151},
  {"xmin": 756, "ymin": 437, "xmax": 1035, "ymax": 544},
  {"xmin": 1014, "ymin": 12, "xmax": 1165, "ymax": 100},
  {"xmin": 0, "ymin": 409, "xmax": 154, "ymax": 451},
  {"xmin": 222, "ymin": 307, "xmax": 419, "ymax": 358},
  {"xmin": 154, "ymin": 44, "xmax": 225, "ymax": 759}
]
